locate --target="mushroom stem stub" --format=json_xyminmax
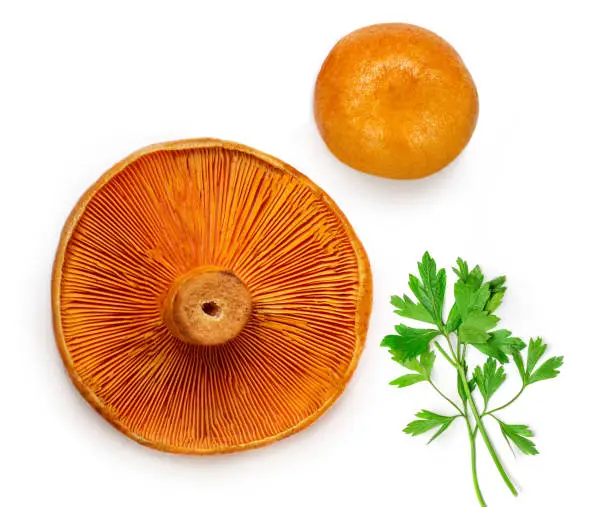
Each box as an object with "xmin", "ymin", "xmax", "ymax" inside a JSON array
[{"xmin": 163, "ymin": 266, "xmax": 252, "ymax": 346}]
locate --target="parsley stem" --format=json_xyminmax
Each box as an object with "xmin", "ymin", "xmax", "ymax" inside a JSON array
[
  {"xmin": 433, "ymin": 341, "xmax": 456, "ymax": 367},
  {"xmin": 428, "ymin": 379, "xmax": 465, "ymax": 416},
  {"xmin": 467, "ymin": 418, "xmax": 487, "ymax": 507},
  {"xmin": 484, "ymin": 384, "xmax": 526, "ymax": 416},
  {"xmin": 436, "ymin": 329, "xmax": 518, "ymax": 497},
  {"xmin": 457, "ymin": 365, "xmax": 518, "ymax": 497},
  {"xmin": 461, "ymin": 342, "xmax": 468, "ymax": 364},
  {"xmin": 444, "ymin": 334, "xmax": 459, "ymax": 363},
  {"xmin": 489, "ymin": 413, "xmax": 503, "ymax": 424}
]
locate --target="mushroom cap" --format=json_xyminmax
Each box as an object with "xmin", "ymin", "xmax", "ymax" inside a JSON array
[
  {"xmin": 52, "ymin": 139, "xmax": 372, "ymax": 454},
  {"xmin": 314, "ymin": 23, "xmax": 479, "ymax": 179}
]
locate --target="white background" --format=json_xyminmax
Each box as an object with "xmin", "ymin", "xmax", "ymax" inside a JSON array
[{"xmin": 1, "ymin": 1, "xmax": 610, "ymax": 506}]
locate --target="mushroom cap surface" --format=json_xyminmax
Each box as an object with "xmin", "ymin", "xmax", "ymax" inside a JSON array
[{"xmin": 315, "ymin": 23, "xmax": 479, "ymax": 179}]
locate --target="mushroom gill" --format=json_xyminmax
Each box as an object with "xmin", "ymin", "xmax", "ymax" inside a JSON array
[{"xmin": 52, "ymin": 139, "xmax": 372, "ymax": 454}]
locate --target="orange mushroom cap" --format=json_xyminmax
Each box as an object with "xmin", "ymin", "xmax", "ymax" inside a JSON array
[
  {"xmin": 314, "ymin": 23, "xmax": 479, "ymax": 179},
  {"xmin": 52, "ymin": 139, "xmax": 372, "ymax": 454}
]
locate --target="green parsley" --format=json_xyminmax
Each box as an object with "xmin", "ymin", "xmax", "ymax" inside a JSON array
[{"xmin": 382, "ymin": 252, "xmax": 563, "ymax": 506}]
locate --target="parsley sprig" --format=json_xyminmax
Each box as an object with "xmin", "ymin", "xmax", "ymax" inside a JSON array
[{"xmin": 382, "ymin": 253, "xmax": 563, "ymax": 506}]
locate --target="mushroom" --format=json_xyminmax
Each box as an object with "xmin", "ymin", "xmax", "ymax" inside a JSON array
[{"xmin": 52, "ymin": 139, "xmax": 372, "ymax": 454}]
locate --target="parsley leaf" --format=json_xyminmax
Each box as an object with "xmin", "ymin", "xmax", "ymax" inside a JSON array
[
  {"xmin": 391, "ymin": 348, "xmax": 436, "ymax": 378},
  {"xmin": 458, "ymin": 313, "xmax": 500, "ymax": 344},
  {"xmin": 473, "ymin": 358, "xmax": 506, "ymax": 406},
  {"xmin": 404, "ymin": 410, "xmax": 457, "ymax": 442},
  {"xmin": 427, "ymin": 418, "xmax": 456, "ymax": 444},
  {"xmin": 498, "ymin": 421, "xmax": 539, "ymax": 456},
  {"xmin": 485, "ymin": 276, "xmax": 507, "ymax": 313},
  {"xmin": 419, "ymin": 349, "xmax": 436, "ymax": 377},
  {"xmin": 454, "ymin": 281, "xmax": 490, "ymax": 321},
  {"xmin": 527, "ymin": 356, "xmax": 564, "ymax": 385},
  {"xmin": 512, "ymin": 337, "xmax": 563, "ymax": 385},
  {"xmin": 473, "ymin": 329, "xmax": 526, "ymax": 363},
  {"xmin": 452, "ymin": 257, "xmax": 469, "ymax": 281},
  {"xmin": 390, "ymin": 294, "xmax": 435, "ymax": 324},
  {"xmin": 381, "ymin": 326, "xmax": 440, "ymax": 362},
  {"xmin": 408, "ymin": 252, "xmax": 446, "ymax": 325},
  {"xmin": 512, "ymin": 350, "xmax": 527, "ymax": 382},
  {"xmin": 488, "ymin": 275, "xmax": 506, "ymax": 290},
  {"xmin": 446, "ymin": 303, "xmax": 461, "ymax": 333},
  {"xmin": 466, "ymin": 264, "xmax": 484, "ymax": 288},
  {"xmin": 450, "ymin": 260, "xmax": 507, "ymax": 339},
  {"xmin": 390, "ymin": 373, "xmax": 426, "ymax": 388},
  {"xmin": 526, "ymin": 337, "xmax": 547, "ymax": 376}
]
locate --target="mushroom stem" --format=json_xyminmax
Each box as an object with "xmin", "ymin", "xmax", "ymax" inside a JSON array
[{"xmin": 162, "ymin": 266, "xmax": 252, "ymax": 346}]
